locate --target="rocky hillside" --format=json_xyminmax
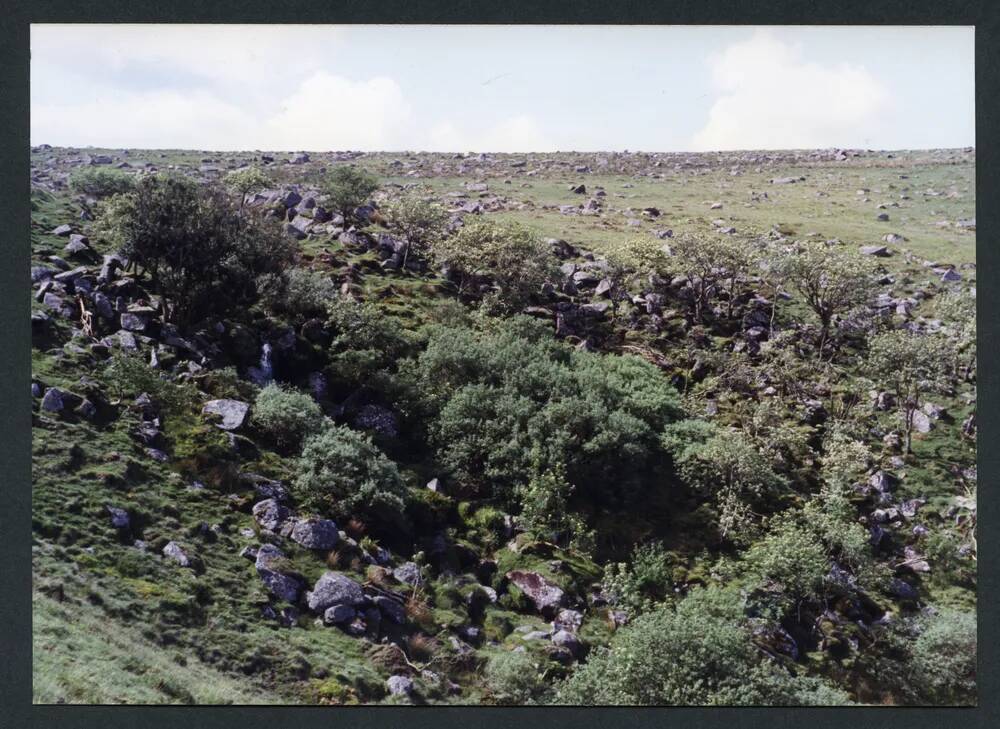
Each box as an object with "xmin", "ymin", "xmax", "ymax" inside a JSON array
[{"xmin": 31, "ymin": 145, "xmax": 976, "ymax": 705}]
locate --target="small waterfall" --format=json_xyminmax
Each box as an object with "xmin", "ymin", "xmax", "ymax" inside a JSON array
[{"xmin": 248, "ymin": 342, "xmax": 274, "ymax": 386}]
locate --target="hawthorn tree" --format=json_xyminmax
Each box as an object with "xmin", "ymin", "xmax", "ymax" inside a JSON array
[
  {"xmin": 99, "ymin": 174, "xmax": 295, "ymax": 325},
  {"xmin": 324, "ymin": 165, "xmax": 379, "ymax": 225},
  {"xmin": 382, "ymin": 192, "xmax": 450, "ymax": 268},
  {"xmin": 225, "ymin": 166, "xmax": 271, "ymax": 212},
  {"xmin": 867, "ymin": 330, "xmax": 953, "ymax": 454},
  {"xmin": 783, "ymin": 241, "xmax": 877, "ymax": 356}
]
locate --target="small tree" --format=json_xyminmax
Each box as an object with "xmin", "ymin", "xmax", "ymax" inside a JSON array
[
  {"xmin": 225, "ymin": 166, "xmax": 271, "ymax": 212},
  {"xmin": 517, "ymin": 462, "xmax": 594, "ymax": 553},
  {"xmin": 783, "ymin": 241, "xmax": 877, "ymax": 356},
  {"xmin": 935, "ymin": 289, "xmax": 976, "ymax": 381},
  {"xmin": 603, "ymin": 237, "xmax": 671, "ymax": 319},
  {"xmin": 867, "ymin": 330, "xmax": 952, "ymax": 454},
  {"xmin": 383, "ymin": 192, "xmax": 449, "ymax": 268},
  {"xmin": 98, "ymin": 174, "xmax": 295, "ymax": 325},
  {"xmin": 324, "ymin": 166, "xmax": 379, "ymax": 225},
  {"xmin": 429, "ymin": 218, "xmax": 556, "ymax": 313}
]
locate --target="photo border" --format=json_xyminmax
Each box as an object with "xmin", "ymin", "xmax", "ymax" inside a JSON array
[{"xmin": 1, "ymin": 2, "xmax": 995, "ymax": 728}]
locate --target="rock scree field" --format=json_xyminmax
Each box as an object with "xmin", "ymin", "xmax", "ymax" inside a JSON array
[{"xmin": 30, "ymin": 145, "xmax": 976, "ymax": 705}]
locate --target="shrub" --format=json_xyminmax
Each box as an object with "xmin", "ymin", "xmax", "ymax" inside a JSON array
[
  {"xmin": 429, "ymin": 218, "xmax": 556, "ymax": 313},
  {"xmin": 324, "ymin": 166, "xmax": 379, "ymax": 223},
  {"xmin": 867, "ymin": 330, "xmax": 953, "ymax": 453},
  {"xmin": 556, "ymin": 587, "xmax": 849, "ymax": 705},
  {"xmin": 910, "ymin": 609, "xmax": 976, "ymax": 704},
  {"xmin": 601, "ymin": 542, "xmax": 673, "ymax": 615},
  {"xmin": 782, "ymin": 241, "xmax": 877, "ymax": 353},
  {"xmin": 662, "ymin": 420, "xmax": 784, "ymax": 543},
  {"xmin": 410, "ymin": 317, "xmax": 682, "ymax": 506},
  {"xmin": 484, "ymin": 651, "xmax": 553, "ymax": 705},
  {"xmin": 69, "ymin": 167, "xmax": 135, "ymax": 198},
  {"xmin": 251, "ymin": 383, "xmax": 324, "ymax": 449},
  {"xmin": 265, "ymin": 266, "xmax": 338, "ymax": 318},
  {"xmin": 382, "ymin": 192, "xmax": 449, "ymax": 266},
  {"xmin": 517, "ymin": 463, "xmax": 594, "ymax": 553},
  {"xmin": 326, "ymin": 296, "xmax": 410, "ymax": 390},
  {"xmin": 98, "ymin": 174, "xmax": 295, "ymax": 325},
  {"xmin": 102, "ymin": 351, "xmax": 195, "ymax": 415},
  {"xmin": 224, "ymin": 166, "xmax": 270, "ymax": 210},
  {"xmin": 744, "ymin": 517, "xmax": 829, "ymax": 605},
  {"xmin": 294, "ymin": 425, "xmax": 407, "ymax": 521}
]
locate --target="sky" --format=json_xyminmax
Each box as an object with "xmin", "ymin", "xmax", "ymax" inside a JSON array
[{"xmin": 30, "ymin": 24, "xmax": 975, "ymax": 153}]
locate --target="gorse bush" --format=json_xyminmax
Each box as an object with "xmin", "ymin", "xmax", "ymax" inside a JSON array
[
  {"xmin": 407, "ymin": 316, "xmax": 682, "ymax": 507},
  {"xmin": 557, "ymin": 587, "xmax": 850, "ymax": 705},
  {"xmin": 69, "ymin": 166, "xmax": 136, "ymax": 198},
  {"xmin": 294, "ymin": 425, "xmax": 407, "ymax": 521},
  {"xmin": 251, "ymin": 383, "xmax": 324, "ymax": 449}
]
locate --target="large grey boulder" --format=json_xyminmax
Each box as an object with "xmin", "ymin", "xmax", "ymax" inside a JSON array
[
  {"xmin": 290, "ymin": 518, "xmax": 339, "ymax": 550},
  {"xmin": 162, "ymin": 541, "xmax": 193, "ymax": 568},
  {"xmin": 106, "ymin": 505, "xmax": 130, "ymax": 530},
  {"xmin": 323, "ymin": 604, "xmax": 356, "ymax": 625},
  {"xmin": 202, "ymin": 399, "xmax": 250, "ymax": 430},
  {"xmin": 393, "ymin": 562, "xmax": 423, "ymax": 587},
  {"xmin": 252, "ymin": 498, "xmax": 291, "ymax": 532},
  {"xmin": 506, "ymin": 570, "xmax": 565, "ymax": 616},
  {"xmin": 306, "ymin": 572, "xmax": 366, "ymax": 613},
  {"xmin": 386, "ymin": 675, "xmax": 414, "ymax": 697},
  {"xmin": 41, "ymin": 387, "xmax": 65, "ymax": 413},
  {"xmin": 255, "ymin": 544, "xmax": 303, "ymax": 602}
]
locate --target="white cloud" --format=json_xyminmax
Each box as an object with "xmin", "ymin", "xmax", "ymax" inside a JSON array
[
  {"xmin": 692, "ymin": 31, "xmax": 892, "ymax": 151},
  {"xmin": 31, "ymin": 87, "xmax": 258, "ymax": 150},
  {"xmin": 263, "ymin": 73, "xmax": 413, "ymax": 150}
]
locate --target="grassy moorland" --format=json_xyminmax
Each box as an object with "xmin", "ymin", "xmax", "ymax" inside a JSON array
[{"xmin": 30, "ymin": 145, "xmax": 975, "ymax": 705}]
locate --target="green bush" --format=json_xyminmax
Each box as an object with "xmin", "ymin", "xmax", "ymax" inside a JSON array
[
  {"xmin": 517, "ymin": 463, "xmax": 594, "ymax": 553},
  {"xmin": 429, "ymin": 218, "xmax": 556, "ymax": 313},
  {"xmin": 102, "ymin": 351, "xmax": 195, "ymax": 415},
  {"xmin": 265, "ymin": 267, "xmax": 338, "ymax": 318},
  {"xmin": 910, "ymin": 609, "xmax": 976, "ymax": 705},
  {"xmin": 744, "ymin": 517, "xmax": 829, "ymax": 606},
  {"xmin": 662, "ymin": 420, "xmax": 784, "ymax": 543},
  {"xmin": 251, "ymin": 383, "xmax": 324, "ymax": 449},
  {"xmin": 382, "ymin": 192, "xmax": 449, "ymax": 266},
  {"xmin": 601, "ymin": 542, "xmax": 673, "ymax": 615},
  {"xmin": 484, "ymin": 651, "xmax": 553, "ymax": 705},
  {"xmin": 98, "ymin": 174, "xmax": 295, "ymax": 324},
  {"xmin": 326, "ymin": 297, "xmax": 410, "ymax": 390},
  {"xmin": 324, "ymin": 166, "xmax": 379, "ymax": 223},
  {"xmin": 293, "ymin": 425, "xmax": 407, "ymax": 521},
  {"xmin": 69, "ymin": 167, "xmax": 135, "ymax": 198},
  {"xmin": 409, "ymin": 317, "xmax": 682, "ymax": 506},
  {"xmin": 556, "ymin": 587, "xmax": 850, "ymax": 706}
]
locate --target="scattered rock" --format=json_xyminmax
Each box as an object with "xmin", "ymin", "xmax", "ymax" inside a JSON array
[
  {"xmin": 202, "ymin": 399, "xmax": 250, "ymax": 430},
  {"xmin": 307, "ymin": 572, "xmax": 366, "ymax": 613}
]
